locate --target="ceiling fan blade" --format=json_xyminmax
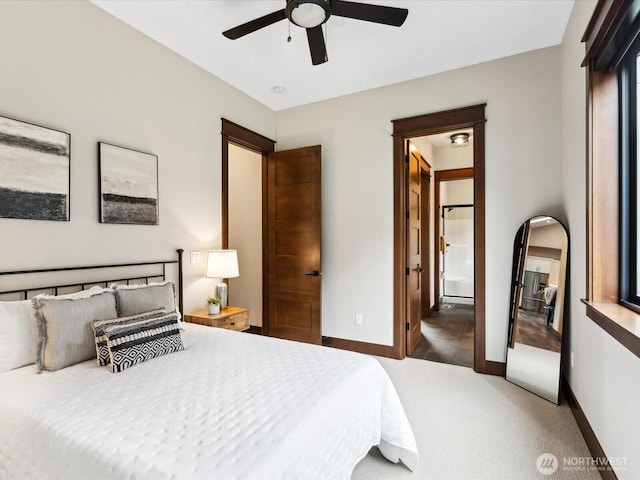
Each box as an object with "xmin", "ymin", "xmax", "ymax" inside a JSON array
[
  {"xmin": 306, "ymin": 26, "xmax": 328, "ymax": 66},
  {"xmin": 223, "ymin": 9, "xmax": 287, "ymax": 39},
  {"xmin": 331, "ymin": 0, "xmax": 408, "ymax": 27}
]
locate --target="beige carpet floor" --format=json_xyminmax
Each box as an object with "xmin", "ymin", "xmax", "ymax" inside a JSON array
[{"xmin": 352, "ymin": 357, "xmax": 600, "ymax": 480}]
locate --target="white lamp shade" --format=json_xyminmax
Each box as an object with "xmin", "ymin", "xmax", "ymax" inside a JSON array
[
  {"xmin": 291, "ymin": 3, "xmax": 327, "ymax": 28},
  {"xmin": 205, "ymin": 250, "xmax": 239, "ymax": 279}
]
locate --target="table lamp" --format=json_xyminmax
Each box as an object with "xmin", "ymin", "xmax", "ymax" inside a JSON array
[{"xmin": 205, "ymin": 250, "xmax": 239, "ymax": 310}]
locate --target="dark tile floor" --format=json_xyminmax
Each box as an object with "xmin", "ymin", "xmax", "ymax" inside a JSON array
[
  {"xmin": 408, "ymin": 303, "xmax": 474, "ymax": 368},
  {"xmin": 514, "ymin": 309, "xmax": 562, "ymax": 352}
]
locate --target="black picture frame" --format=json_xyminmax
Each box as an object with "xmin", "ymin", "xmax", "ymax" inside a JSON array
[
  {"xmin": 0, "ymin": 114, "xmax": 70, "ymax": 221},
  {"xmin": 98, "ymin": 142, "xmax": 159, "ymax": 225}
]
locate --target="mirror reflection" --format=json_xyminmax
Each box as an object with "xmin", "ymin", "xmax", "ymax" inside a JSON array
[{"xmin": 506, "ymin": 216, "xmax": 568, "ymax": 404}]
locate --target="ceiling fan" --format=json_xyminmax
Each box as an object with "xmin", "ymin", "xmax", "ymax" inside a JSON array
[{"xmin": 222, "ymin": 0, "xmax": 408, "ymax": 66}]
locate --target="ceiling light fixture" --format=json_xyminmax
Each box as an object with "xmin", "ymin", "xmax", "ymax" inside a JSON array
[
  {"xmin": 286, "ymin": 0, "xmax": 331, "ymax": 28},
  {"xmin": 530, "ymin": 216, "xmax": 553, "ymax": 224},
  {"xmin": 450, "ymin": 132, "xmax": 470, "ymax": 147}
]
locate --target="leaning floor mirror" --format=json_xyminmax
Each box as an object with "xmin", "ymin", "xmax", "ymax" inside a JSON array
[{"xmin": 506, "ymin": 215, "xmax": 568, "ymax": 404}]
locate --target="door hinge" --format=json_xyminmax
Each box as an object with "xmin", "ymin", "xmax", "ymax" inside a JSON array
[
  {"xmin": 404, "ymin": 154, "xmax": 409, "ymax": 163},
  {"xmin": 406, "ymin": 210, "xmax": 410, "ymax": 219},
  {"xmin": 405, "ymin": 267, "xmax": 410, "ymax": 276},
  {"xmin": 406, "ymin": 322, "xmax": 410, "ymax": 331}
]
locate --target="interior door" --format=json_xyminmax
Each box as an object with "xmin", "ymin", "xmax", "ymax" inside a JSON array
[
  {"xmin": 406, "ymin": 142, "xmax": 422, "ymax": 354},
  {"xmin": 266, "ymin": 145, "xmax": 322, "ymax": 344}
]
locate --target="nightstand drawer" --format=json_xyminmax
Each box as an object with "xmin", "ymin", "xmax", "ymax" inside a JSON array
[
  {"xmin": 183, "ymin": 306, "xmax": 250, "ymax": 332},
  {"xmin": 215, "ymin": 312, "xmax": 249, "ymax": 331}
]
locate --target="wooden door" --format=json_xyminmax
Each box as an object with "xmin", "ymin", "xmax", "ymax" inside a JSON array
[
  {"xmin": 406, "ymin": 143, "xmax": 422, "ymax": 354},
  {"xmin": 266, "ymin": 146, "xmax": 322, "ymax": 344}
]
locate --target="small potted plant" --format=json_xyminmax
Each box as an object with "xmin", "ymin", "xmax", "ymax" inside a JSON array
[{"xmin": 206, "ymin": 296, "xmax": 221, "ymax": 315}]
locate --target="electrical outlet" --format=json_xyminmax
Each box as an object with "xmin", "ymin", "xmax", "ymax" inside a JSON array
[
  {"xmin": 571, "ymin": 351, "xmax": 574, "ymax": 368},
  {"xmin": 355, "ymin": 314, "xmax": 363, "ymax": 325},
  {"xmin": 190, "ymin": 251, "xmax": 201, "ymax": 264}
]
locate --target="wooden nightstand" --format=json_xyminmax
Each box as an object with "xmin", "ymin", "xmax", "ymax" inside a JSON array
[{"xmin": 183, "ymin": 306, "xmax": 250, "ymax": 332}]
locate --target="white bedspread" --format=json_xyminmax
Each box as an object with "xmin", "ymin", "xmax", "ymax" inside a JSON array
[{"xmin": 0, "ymin": 323, "xmax": 417, "ymax": 479}]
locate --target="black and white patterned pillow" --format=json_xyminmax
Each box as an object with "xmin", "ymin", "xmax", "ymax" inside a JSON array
[
  {"xmin": 91, "ymin": 309, "xmax": 166, "ymax": 366},
  {"xmin": 103, "ymin": 312, "xmax": 183, "ymax": 373}
]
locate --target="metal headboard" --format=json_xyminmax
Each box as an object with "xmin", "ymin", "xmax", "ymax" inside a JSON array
[{"xmin": 0, "ymin": 249, "xmax": 184, "ymax": 314}]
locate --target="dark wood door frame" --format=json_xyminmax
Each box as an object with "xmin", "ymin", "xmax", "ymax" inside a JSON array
[
  {"xmin": 434, "ymin": 168, "xmax": 475, "ymax": 311},
  {"xmin": 392, "ymin": 104, "xmax": 488, "ymax": 373},
  {"xmin": 421, "ymin": 160, "xmax": 432, "ymax": 320},
  {"xmin": 221, "ymin": 118, "xmax": 275, "ymax": 334}
]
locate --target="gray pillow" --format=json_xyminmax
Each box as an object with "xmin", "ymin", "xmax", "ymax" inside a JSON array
[
  {"xmin": 114, "ymin": 282, "xmax": 177, "ymax": 318},
  {"xmin": 34, "ymin": 291, "xmax": 117, "ymax": 372}
]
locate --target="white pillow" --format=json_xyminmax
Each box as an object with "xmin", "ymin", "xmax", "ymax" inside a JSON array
[
  {"xmin": 0, "ymin": 300, "xmax": 39, "ymax": 372},
  {"xmin": 0, "ymin": 286, "xmax": 113, "ymax": 373}
]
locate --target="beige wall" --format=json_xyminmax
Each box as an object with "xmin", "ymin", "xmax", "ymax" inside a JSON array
[
  {"xmin": 0, "ymin": 1, "xmax": 275, "ymax": 314},
  {"xmin": 433, "ymin": 144, "xmax": 473, "ymax": 170},
  {"xmin": 529, "ymin": 222, "xmax": 565, "ymax": 249},
  {"xmin": 560, "ymin": 1, "xmax": 640, "ymax": 478},
  {"xmin": 441, "ymin": 178, "xmax": 473, "ymax": 206},
  {"xmin": 276, "ymin": 45, "xmax": 563, "ymax": 351}
]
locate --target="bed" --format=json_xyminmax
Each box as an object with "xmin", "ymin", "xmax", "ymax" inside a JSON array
[{"xmin": 0, "ymin": 250, "xmax": 417, "ymax": 479}]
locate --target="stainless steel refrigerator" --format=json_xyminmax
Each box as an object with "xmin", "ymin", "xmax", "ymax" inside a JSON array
[{"xmin": 520, "ymin": 270, "xmax": 549, "ymax": 313}]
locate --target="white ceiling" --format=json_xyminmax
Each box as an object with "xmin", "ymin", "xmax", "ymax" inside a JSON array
[{"xmin": 90, "ymin": 0, "xmax": 575, "ymax": 111}]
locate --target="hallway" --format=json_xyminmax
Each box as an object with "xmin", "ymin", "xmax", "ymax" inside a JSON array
[{"xmin": 408, "ymin": 304, "xmax": 474, "ymax": 368}]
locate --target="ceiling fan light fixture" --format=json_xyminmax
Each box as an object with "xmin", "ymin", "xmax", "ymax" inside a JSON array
[
  {"xmin": 287, "ymin": 0, "xmax": 330, "ymax": 28},
  {"xmin": 450, "ymin": 132, "xmax": 470, "ymax": 147}
]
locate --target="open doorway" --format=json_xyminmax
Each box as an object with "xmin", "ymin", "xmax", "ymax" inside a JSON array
[
  {"xmin": 227, "ymin": 143, "xmax": 263, "ymax": 330},
  {"xmin": 392, "ymin": 104, "xmax": 491, "ymax": 374},
  {"xmin": 221, "ymin": 119, "xmax": 275, "ymax": 334},
  {"xmin": 407, "ymin": 131, "xmax": 475, "ymax": 368}
]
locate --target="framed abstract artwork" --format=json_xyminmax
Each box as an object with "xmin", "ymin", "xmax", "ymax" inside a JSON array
[
  {"xmin": 98, "ymin": 142, "xmax": 158, "ymax": 225},
  {"xmin": 0, "ymin": 115, "xmax": 70, "ymax": 221}
]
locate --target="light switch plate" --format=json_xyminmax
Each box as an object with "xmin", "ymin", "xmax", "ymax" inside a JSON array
[{"xmin": 190, "ymin": 251, "xmax": 201, "ymax": 264}]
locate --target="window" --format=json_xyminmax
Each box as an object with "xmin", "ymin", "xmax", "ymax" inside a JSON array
[
  {"xmin": 583, "ymin": 0, "xmax": 640, "ymax": 357},
  {"xmin": 619, "ymin": 38, "xmax": 640, "ymax": 310}
]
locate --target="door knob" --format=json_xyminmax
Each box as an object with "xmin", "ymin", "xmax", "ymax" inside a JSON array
[{"xmin": 305, "ymin": 270, "xmax": 322, "ymax": 277}]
